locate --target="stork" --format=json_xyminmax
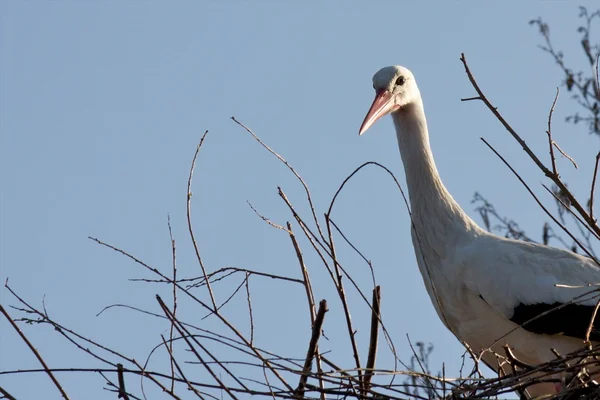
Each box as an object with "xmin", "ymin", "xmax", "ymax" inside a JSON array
[{"xmin": 359, "ymin": 65, "xmax": 600, "ymax": 397}]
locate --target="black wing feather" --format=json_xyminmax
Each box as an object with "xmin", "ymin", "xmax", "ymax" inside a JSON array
[{"xmin": 510, "ymin": 302, "xmax": 600, "ymax": 341}]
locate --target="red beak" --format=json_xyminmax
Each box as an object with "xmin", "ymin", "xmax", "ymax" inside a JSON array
[{"xmin": 359, "ymin": 90, "xmax": 396, "ymax": 135}]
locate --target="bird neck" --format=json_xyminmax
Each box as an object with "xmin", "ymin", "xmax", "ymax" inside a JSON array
[{"xmin": 392, "ymin": 101, "xmax": 480, "ymax": 258}]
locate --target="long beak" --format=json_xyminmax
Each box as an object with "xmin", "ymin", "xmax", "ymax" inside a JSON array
[{"xmin": 358, "ymin": 90, "xmax": 396, "ymax": 135}]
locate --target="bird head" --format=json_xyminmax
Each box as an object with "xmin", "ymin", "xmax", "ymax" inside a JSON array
[{"xmin": 359, "ymin": 65, "xmax": 419, "ymax": 135}]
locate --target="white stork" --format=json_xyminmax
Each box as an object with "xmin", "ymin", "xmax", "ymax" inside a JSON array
[{"xmin": 358, "ymin": 65, "xmax": 600, "ymax": 397}]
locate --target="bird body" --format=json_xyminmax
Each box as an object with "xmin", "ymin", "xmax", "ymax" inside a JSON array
[{"xmin": 359, "ymin": 65, "xmax": 600, "ymax": 397}]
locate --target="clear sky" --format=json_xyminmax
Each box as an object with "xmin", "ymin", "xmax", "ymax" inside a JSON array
[{"xmin": 1, "ymin": 2, "xmax": 599, "ymax": 399}]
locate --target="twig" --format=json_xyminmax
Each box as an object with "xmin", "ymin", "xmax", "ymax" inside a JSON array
[
  {"xmin": 160, "ymin": 335, "xmax": 206, "ymax": 399},
  {"xmin": 285, "ymin": 222, "xmax": 325, "ymax": 399},
  {"xmin": 591, "ymin": 151, "xmax": 600, "ymax": 220},
  {"xmin": 247, "ymin": 201, "xmax": 289, "ymax": 231},
  {"xmin": 294, "ymin": 299, "xmax": 328, "ymax": 399},
  {"xmin": 585, "ymin": 296, "xmax": 600, "ymax": 346},
  {"xmin": 542, "ymin": 184, "xmax": 600, "ymax": 242},
  {"xmin": 231, "ymin": 117, "xmax": 327, "ymax": 245},
  {"xmin": 201, "ymin": 277, "xmax": 248, "ymax": 320},
  {"xmin": 460, "ymin": 53, "xmax": 600, "ymax": 238},
  {"xmin": 286, "ymin": 222, "xmax": 316, "ymax": 325},
  {"xmin": 186, "ymin": 130, "xmax": 217, "ymax": 310},
  {"xmin": 90, "ymin": 237, "xmax": 293, "ymax": 392},
  {"xmin": 364, "ymin": 286, "xmax": 381, "ymax": 391},
  {"xmin": 117, "ymin": 364, "xmax": 131, "ymax": 400},
  {"xmin": 244, "ymin": 272, "xmax": 254, "ymax": 346},
  {"xmin": 0, "ymin": 304, "xmax": 71, "ymax": 400},
  {"xmin": 156, "ymin": 296, "xmax": 240, "ymax": 400},
  {"xmin": 0, "ymin": 386, "xmax": 18, "ymax": 400},
  {"xmin": 552, "ymin": 141, "xmax": 579, "ymax": 170},
  {"xmin": 546, "ymin": 88, "xmax": 560, "ymax": 175},
  {"xmin": 324, "ymin": 213, "xmax": 364, "ymax": 389},
  {"xmin": 167, "ymin": 214, "xmax": 177, "ymax": 392},
  {"xmin": 481, "ymin": 137, "xmax": 598, "ymax": 263}
]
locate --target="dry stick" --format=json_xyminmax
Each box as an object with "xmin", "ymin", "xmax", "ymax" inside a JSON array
[
  {"xmin": 247, "ymin": 201, "xmax": 290, "ymax": 232},
  {"xmin": 480, "ymin": 137, "xmax": 598, "ymax": 263},
  {"xmin": 406, "ymin": 336, "xmax": 439, "ymax": 397},
  {"xmin": 89, "ymin": 238, "xmax": 292, "ymax": 392},
  {"xmin": 157, "ymin": 301, "xmax": 251, "ymax": 393},
  {"xmin": 324, "ymin": 214, "xmax": 364, "ymax": 391},
  {"xmin": 585, "ymin": 298, "xmax": 600, "ymax": 347},
  {"xmin": 1, "ymin": 367, "xmax": 299, "ymax": 398},
  {"xmin": 0, "ymin": 386, "xmax": 18, "ymax": 400},
  {"xmin": 231, "ymin": 116, "xmax": 327, "ymax": 244},
  {"xmin": 285, "ymin": 222, "xmax": 325, "ymax": 400},
  {"xmin": 287, "ymin": 222, "xmax": 316, "ymax": 324},
  {"xmin": 117, "ymin": 364, "xmax": 131, "ymax": 400},
  {"xmin": 201, "ymin": 276, "xmax": 247, "ymax": 320},
  {"xmin": 553, "ymin": 141, "xmax": 579, "ymax": 170},
  {"xmin": 6, "ymin": 284, "xmax": 132, "ymax": 367},
  {"xmin": 280, "ymin": 194, "xmax": 366, "ymax": 396},
  {"xmin": 167, "ymin": 214, "xmax": 177, "ymax": 392},
  {"xmin": 279, "ymin": 188, "xmax": 336, "ymax": 281},
  {"xmin": 156, "ymin": 296, "xmax": 239, "ymax": 400},
  {"xmin": 244, "ymin": 272, "xmax": 254, "ymax": 346},
  {"xmin": 294, "ymin": 300, "xmax": 328, "ymax": 399},
  {"xmin": 364, "ymin": 286, "xmax": 381, "ymax": 391},
  {"xmin": 329, "ymin": 219, "xmax": 376, "ymax": 288},
  {"xmin": 546, "ymin": 88, "xmax": 560, "ymax": 175},
  {"xmin": 591, "ymin": 151, "xmax": 600, "ymax": 220},
  {"xmin": 191, "ymin": 266, "xmax": 305, "ymax": 287},
  {"xmin": 460, "ymin": 53, "xmax": 600, "ymax": 238},
  {"xmin": 0, "ymin": 304, "xmax": 70, "ymax": 400},
  {"xmin": 327, "ymin": 220, "xmax": 402, "ymax": 389},
  {"xmin": 542, "ymin": 184, "xmax": 600, "ymax": 241},
  {"xmin": 160, "ymin": 335, "xmax": 206, "ymax": 399},
  {"xmin": 186, "ymin": 130, "xmax": 217, "ymax": 310},
  {"xmin": 324, "ymin": 161, "xmax": 425, "ymax": 375}
]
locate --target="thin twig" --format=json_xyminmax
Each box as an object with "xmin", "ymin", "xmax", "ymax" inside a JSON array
[
  {"xmin": 364, "ymin": 286, "xmax": 381, "ymax": 391},
  {"xmin": 156, "ymin": 296, "xmax": 240, "ymax": 400},
  {"xmin": 160, "ymin": 335, "xmax": 206, "ymax": 399},
  {"xmin": 287, "ymin": 222, "xmax": 316, "ymax": 325},
  {"xmin": 585, "ymin": 298, "xmax": 600, "ymax": 347},
  {"xmin": 186, "ymin": 130, "xmax": 217, "ymax": 310},
  {"xmin": 553, "ymin": 141, "xmax": 579, "ymax": 170},
  {"xmin": 244, "ymin": 272, "xmax": 254, "ymax": 346},
  {"xmin": 481, "ymin": 137, "xmax": 598, "ymax": 263},
  {"xmin": 542, "ymin": 184, "xmax": 600, "ymax": 242},
  {"xmin": 324, "ymin": 213, "xmax": 364, "ymax": 390},
  {"xmin": 591, "ymin": 151, "xmax": 600, "ymax": 220},
  {"xmin": 0, "ymin": 304, "xmax": 71, "ymax": 400},
  {"xmin": 285, "ymin": 222, "xmax": 325, "ymax": 399},
  {"xmin": 460, "ymin": 53, "xmax": 600, "ymax": 238},
  {"xmin": 167, "ymin": 214, "xmax": 177, "ymax": 392},
  {"xmin": 546, "ymin": 88, "xmax": 560, "ymax": 175},
  {"xmin": 231, "ymin": 117, "xmax": 327, "ymax": 245},
  {"xmin": 90, "ymin": 237, "xmax": 293, "ymax": 392},
  {"xmin": 294, "ymin": 299, "xmax": 328, "ymax": 399}
]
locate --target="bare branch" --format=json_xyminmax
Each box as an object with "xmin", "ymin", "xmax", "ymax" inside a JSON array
[
  {"xmin": 364, "ymin": 286, "xmax": 381, "ymax": 391},
  {"xmin": 186, "ymin": 130, "xmax": 218, "ymax": 310},
  {"xmin": 546, "ymin": 88, "xmax": 560, "ymax": 175},
  {"xmin": 591, "ymin": 151, "xmax": 600, "ymax": 220},
  {"xmin": 461, "ymin": 53, "xmax": 600, "ymax": 238},
  {"xmin": 0, "ymin": 305, "xmax": 70, "ymax": 400},
  {"xmin": 294, "ymin": 299, "xmax": 328, "ymax": 399}
]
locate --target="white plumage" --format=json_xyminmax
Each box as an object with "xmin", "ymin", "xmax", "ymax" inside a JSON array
[{"xmin": 358, "ymin": 65, "xmax": 600, "ymax": 397}]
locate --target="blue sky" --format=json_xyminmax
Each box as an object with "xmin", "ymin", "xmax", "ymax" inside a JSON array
[{"xmin": 1, "ymin": 2, "xmax": 599, "ymax": 399}]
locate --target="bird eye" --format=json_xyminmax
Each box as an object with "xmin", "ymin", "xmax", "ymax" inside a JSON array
[{"xmin": 395, "ymin": 76, "xmax": 405, "ymax": 86}]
